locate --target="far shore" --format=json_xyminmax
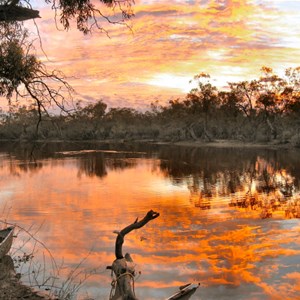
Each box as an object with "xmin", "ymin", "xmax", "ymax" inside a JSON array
[
  {"xmin": 0, "ymin": 138, "xmax": 299, "ymax": 150},
  {"xmin": 171, "ymin": 139, "xmax": 298, "ymax": 149}
]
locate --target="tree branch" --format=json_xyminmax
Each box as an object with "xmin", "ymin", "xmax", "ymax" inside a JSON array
[{"xmin": 115, "ymin": 210, "xmax": 159, "ymax": 259}]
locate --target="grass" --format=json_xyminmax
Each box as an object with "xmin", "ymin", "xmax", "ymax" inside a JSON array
[{"xmin": 0, "ymin": 219, "xmax": 103, "ymax": 300}]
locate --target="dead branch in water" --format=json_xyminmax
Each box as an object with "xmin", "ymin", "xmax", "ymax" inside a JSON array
[
  {"xmin": 109, "ymin": 210, "xmax": 159, "ymax": 300},
  {"xmin": 115, "ymin": 210, "xmax": 159, "ymax": 259}
]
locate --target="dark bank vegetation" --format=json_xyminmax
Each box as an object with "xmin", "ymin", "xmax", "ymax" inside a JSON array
[{"xmin": 1, "ymin": 66, "xmax": 300, "ymax": 147}]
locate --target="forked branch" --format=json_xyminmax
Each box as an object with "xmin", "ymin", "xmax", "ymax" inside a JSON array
[{"xmin": 115, "ymin": 210, "xmax": 159, "ymax": 259}]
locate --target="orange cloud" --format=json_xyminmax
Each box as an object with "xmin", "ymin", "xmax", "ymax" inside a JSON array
[{"xmin": 11, "ymin": 0, "xmax": 298, "ymax": 111}]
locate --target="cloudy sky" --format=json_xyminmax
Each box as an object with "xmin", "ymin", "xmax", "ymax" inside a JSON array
[{"xmin": 30, "ymin": 0, "xmax": 300, "ymax": 110}]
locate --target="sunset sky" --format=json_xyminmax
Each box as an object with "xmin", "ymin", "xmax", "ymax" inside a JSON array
[{"xmin": 29, "ymin": 0, "xmax": 300, "ymax": 110}]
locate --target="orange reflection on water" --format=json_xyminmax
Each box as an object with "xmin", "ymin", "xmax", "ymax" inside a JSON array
[{"xmin": 0, "ymin": 151, "xmax": 300, "ymax": 299}]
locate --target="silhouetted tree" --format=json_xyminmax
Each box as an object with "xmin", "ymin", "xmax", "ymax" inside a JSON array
[
  {"xmin": 0, "ymin": 0, "xmax": 134, "ymax": 33},
  {"xmin": 229, "ymin": 80, "xmax": 259, "ymax": 118},
  {"xmin": 0, "ymin": 0, "xmax": 135, "ymax": 132},
  {"xmin": 0, "ymin": 23, "xmax": 73, "ymax": 133}
]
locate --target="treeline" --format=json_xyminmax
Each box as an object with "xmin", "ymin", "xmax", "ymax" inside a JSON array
[{"xmin": 1, "ymin": 66, "xmax": 300, "ymax": 146}]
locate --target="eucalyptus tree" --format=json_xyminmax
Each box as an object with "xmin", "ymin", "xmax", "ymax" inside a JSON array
[
  {"xmin": 185, "ymin": 73, "xmax": 219, "ymax": 141},
  {"xmin": 0, "ymin": 22, "xmax": 73, "ymax": 132},
  {"xmin": 256, "ymin": 66, "xmax": 300, "ymax": 139},
  {"xmin": 282, "ymin": 67, "xmax": 300, "ymax": 116},
  {"xmin": 256, "ymin": 67, "xmax": 285, "ymax": 115},
  {"xmin": 70, "ymin": 99, "xmax": 107, "ymax": 139},
  {"xmin": 228, "ymin": 79, "xmax": 259, "ymax": 119},
  {"xmin": 0, "ymin": 0, "xmax": 134, "ymax": 32},
  {"xmin": 0, "ymin": 0, "xmax": 134, "ymax": 135}
]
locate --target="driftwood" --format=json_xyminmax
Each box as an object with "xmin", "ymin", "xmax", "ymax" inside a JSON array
[
  {"xmin": 166, "ymin": 283, "xmax": 199, "ymax": 300},
  {"xmin": 108, "ymin": 210, "xmax": 159, "ymax": 300},
  {"xmin": 107, "ymin": 210, "xmax": 199, "ymax": 300},
  {"xmin": 0, "ymin": 2, "xmax": 40, "ymax": 22}
]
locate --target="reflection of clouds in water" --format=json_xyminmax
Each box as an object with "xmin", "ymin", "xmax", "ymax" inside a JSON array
[
  {"xmin": 0, "ymin": 144, "xmax": 300, "ymax": 299},
  {"xmin": 134, "ymin": 204, "xmax": 300, "ymax": 298}
]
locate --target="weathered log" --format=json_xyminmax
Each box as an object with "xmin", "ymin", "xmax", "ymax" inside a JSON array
[
  {"xmin": 108, "ymin": 210, "xmax": 199, "ymax": 299},
  {"xmin": 109, "ymin": 210, "xmax": 159, "ymax": 300},
  {"xmin": 0, "ymin": 5, "xmax": 40, "ymax": 22},
  {"xmin": 167, "ymin": 283, "xmax": 200, "ymax": 300}
]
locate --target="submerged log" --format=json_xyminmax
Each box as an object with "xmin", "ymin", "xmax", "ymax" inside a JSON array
[{"xmin": 0, "ymin": 4, "xmax": 40, "ymax": 22}]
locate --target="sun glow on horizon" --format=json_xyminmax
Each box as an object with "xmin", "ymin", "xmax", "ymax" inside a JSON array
[
  {"xmin": 147, "ymin": 73, "xmax": 196, "ymax": 93},
  {"xmin": 2, "ymin": 0, "xmax": 300, "ymax": 111}
]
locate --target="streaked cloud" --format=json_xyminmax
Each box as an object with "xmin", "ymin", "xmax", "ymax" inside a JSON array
[{"xmin": 22, "ymin": 0, "xmax": 300, "ymax": 110}]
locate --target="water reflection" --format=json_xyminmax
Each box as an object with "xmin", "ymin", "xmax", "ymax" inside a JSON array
[
  {"xmin": 0, "ymin": 142, "xmax": 300, "ymax": 299},
  {"xmin": 77, "ymin": 152, "xmax": 107, "ymax": 178},
  {"xmin": 76, "ymin": 153, "xmax": 139, "ymax": 179},
  {"xmin": 157, "ymin": 147, "xmax": 300, "ymax": 221}
]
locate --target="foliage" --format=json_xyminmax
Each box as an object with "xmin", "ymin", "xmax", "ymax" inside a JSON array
[
  {"xmin": 1, "ymin": 66, "xmax": 300, "ymax": 145},
  {"xmin": 1, "ymin": 0, "xmax": 134, "ymax": 33},
  {"xmin": 0, "ymin": 38, "xmax": 37, "ymax": 98},
  {"xmin": 185, "ymin": 73, "xmax": 219, "ymax": 117},
  {"xmin": 0, "ymin": 0, "xmax": 136, "ymax": 132},
  {"xmin": 0, "ymin": 22, "xmax": 74, "ymax": 133},
  {"xmin": 75, "ymin": 99, "xmax": 107, "ymax": 120},
  {"xmin": 45, "ymin": 0, "xmax": 135, "ymax": 33}
]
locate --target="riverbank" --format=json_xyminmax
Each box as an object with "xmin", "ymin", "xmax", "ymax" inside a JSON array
[
  {"xmin": 0, "ymin": 255, "xmax": 53, "ymax": 300},
  {"xmin": 0, "ymin": 137, "xmax": 299, "ymax": 150},
  {"xmin": 0, "ymin": 278, "xmax": 52, "ymax": 300},
  {"xmin": 171, "ymin": 138, "xmax": 298, "ymax": 149}
]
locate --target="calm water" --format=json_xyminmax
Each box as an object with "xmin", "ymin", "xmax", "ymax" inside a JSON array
[{"xmin": 1, "ymin": 142, "xmax": 300, "ymax": 300}]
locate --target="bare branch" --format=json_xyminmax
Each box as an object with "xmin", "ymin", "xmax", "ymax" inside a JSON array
[{"xmin": 115, "ymin": 210, "xmax": 160, "ymax": 259}]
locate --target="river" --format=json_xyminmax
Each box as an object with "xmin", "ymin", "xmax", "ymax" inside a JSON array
[{"xmin": 0, "ymin": 142, "xmax": 300, "ymax": 300}]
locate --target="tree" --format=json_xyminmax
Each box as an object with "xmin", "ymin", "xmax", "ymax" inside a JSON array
[
  {"xmin": 76, "ymin": 99, "xmax": 107, "ymax": 120},
  {"xmin": 105, "ymin": 107, "xmax": 141, "ymax": 123},
  {"xmin": 228, "ymin": 80, "xmax": 259, "ymax": 118},
  {"xmin": 48, "ymin": 0, "xmax": 134, "ymax": 34},
  {"xmin": 256, "ymin": 66, "xmax": 286, "ymax": 115},
  {"xmin": 185, "ymin": 73, "xmax": 219, "ymax": 116},
  {"xmin": 185, "ymin": 73, "xmax": 219, "ymax": 141},
  {"xmin": 218, "ymin": 90, "xmax": 240, "ymax": 117},
  {"xmin": 282, "ymin": 67, "xmax": 300, "ymax": 116},
  {"xmin": 161, "ymin": 98, "xmax": 189, "ymax": 119},
  {"xmin": 0, "ymin": 23, "xmax": 73, "ymax": 132},
  {"xmin": 71, "ymin": 100, "xmax": 107, "ymax": 139},
  {"xmin": 0, "ymin": 0, "xmax": 135, "ymax": 133},
  {"xmin": 0, "ymin": 0, "xmax": 134, "ymax": 33}
]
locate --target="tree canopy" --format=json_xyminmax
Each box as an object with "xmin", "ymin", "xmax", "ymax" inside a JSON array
[
  {"xmin": 0, "ymin": 0, "xmax": 135, "ymax": 131},
  {"xmin": 2, "ymin": 66, "xmax": 300, "ymax": 146},
  {"xmin": 0, "ymin": 0, "xmax": 134, "ymax": 32}
]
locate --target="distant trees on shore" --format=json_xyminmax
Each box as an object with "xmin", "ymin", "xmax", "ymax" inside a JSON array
[{"xmin": 1, "ymin": 66, "xmax": 300, "ymax": 146}]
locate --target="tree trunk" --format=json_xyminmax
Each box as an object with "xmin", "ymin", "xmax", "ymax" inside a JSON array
[
  {"xmin": 108, "ymin": 210, "xmax": 199, "ymax": 300},
  {"xmin": 266, "ymin": 117, "xmax": 277, "ymax": 139},
  {"xmin": 188, "ymin": 124, "xmax": 198, "ymax": 141},
  {"xmin": 109, "ymin": 210, "xmax": 159, "ymax": 300}
]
